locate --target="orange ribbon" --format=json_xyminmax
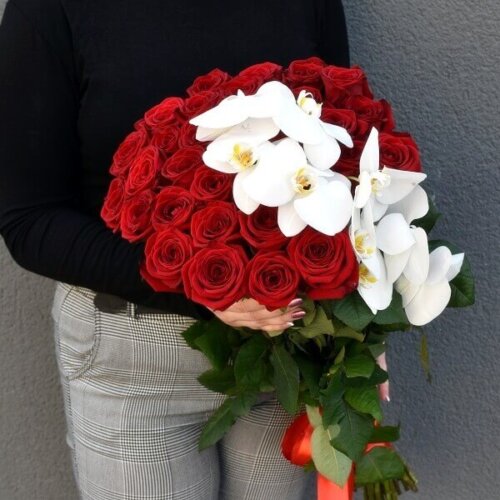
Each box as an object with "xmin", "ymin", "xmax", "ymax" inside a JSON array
[{"xmin": 282, "ymin": 412, "xmax": 390, "ymax": 500}]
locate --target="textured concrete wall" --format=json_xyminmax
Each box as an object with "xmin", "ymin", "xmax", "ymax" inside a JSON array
[{"xmin": 0, "ymin": 1, "xmax": 498, "ymax": 499}]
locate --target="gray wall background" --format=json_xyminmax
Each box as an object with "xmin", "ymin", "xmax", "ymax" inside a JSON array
[{"xmin": 0, "ymin": 1, "xmax": 498, "ymax": 499}]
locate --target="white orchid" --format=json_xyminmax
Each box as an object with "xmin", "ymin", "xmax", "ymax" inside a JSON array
[
  {"xmin": 396, "ymin": 245, "xmax": 464, "ymax": 326},
  {"xmin": 242, "ymin": 138, "xmax": 353, "ymax": 236},
  {"xmin": 354, "ymin": 127, "xmax": 427, "ymax": 221}
]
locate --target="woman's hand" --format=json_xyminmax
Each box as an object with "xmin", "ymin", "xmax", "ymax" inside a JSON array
[
  {"xmin": 208, "ymin": 297, "xmax": 305, "ymax": 333},
  {"xmin": 377, "ymin": 352, "xmax": 390, "ymax": 402}
]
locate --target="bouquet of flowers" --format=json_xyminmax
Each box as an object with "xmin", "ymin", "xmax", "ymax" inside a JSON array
[{"xmin": 101, "ymin": 57, "xmax": 475, "ymax": 499}]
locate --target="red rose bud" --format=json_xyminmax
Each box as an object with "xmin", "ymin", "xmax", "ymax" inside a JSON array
[
  {"xmin": 124, "ymin": 145, "xmax": 161, "ymax": 197},
  {"xmin": 179, "ymin": 90, "xmax": 222, "ymax": 119},
  {"xmin": 186, "ymin": 68, "xmax": 232, "ymax": 97},
  {"xmin": 182, "ymin": 244, "xmax": 249, "ymax": 311},
  {"xmin": 344, "ymin": 95, "xmax": 396, "ymax": 133},
  {"xmin": 190, "ymin": 201, "xmax": 240, "ymax": 247},
  {"xmin": 238, "ymin": 61, "xmax": 283, "ymax": 82},
  {"xmin": 144, "ymin": 96, "xmax": 184, "ymax": 130},
  {"xmin": 287, "ymin": 228, "xmax": 358, "ymax": 300},
  {"xmin": 150, "ymin": 124, "xmax": 180, "ymax": 154},
  {"xmin": 110, "ymin": 127, "xmax": 149, "ymax": 177},
  {"xmin": 119, "ymin": 189, "xmax": 156, "ymax": 243},
  {"xmin": 247, "ymin": 251, "xmax": 300, "ymax": 310},
  {"xmin": 321, "ymin": 107, "xmax": 359, "ymax": 136},
  {"xmin": 379, "ymin": 131, "xmax": 422, "ymax": 172},
  {"xmin": 283, "ymin": 56, "xmax": 326, "ymax": 89},
  {"xmin": 238, "ymin": 205, "xmax": 288, "ymax": 251},
  {"xmin": 177, "ymin": 121, "xmax": 198, "ymax": 148},
  {"xmin": 321, "ymin": 65, "xmax": 374, "ymax": 105},
  {"xmin": 100, "ymin": 177, "xmax": 125, "ymax": 232},
  {"xmin": 152, "ymin": 186, "xmax": 196, "ymax": 231},
  {"xmin": 140, "ymin": 228, "xmax": 194, "ymax": 293},
  {"xmin": 161, "ymin": 145, "xmax": 204, "ymax": 188},
  {"xmin": 189, "ymin": 165, "xmax": 233, "ymax": 202},
  {"xmin": 220, "ymin": 75, "xmax": 263, "ymax": 97}
]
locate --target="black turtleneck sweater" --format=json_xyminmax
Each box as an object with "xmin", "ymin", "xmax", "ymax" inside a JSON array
[{"xmin": 0, "ymin": 0, "xmax": 350, "ymax": 319}]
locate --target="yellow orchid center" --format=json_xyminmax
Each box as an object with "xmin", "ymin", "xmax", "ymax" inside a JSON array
[
  {"xmin": 296, "ymin": 90, "xmax": 322, "ymax": 118},
  {"xmin": 354, "ymin": 231, "xmax": 375, "ymax": 259},
  {"xmin": 292, "ymin": 167, "xmax": 316, "ymax": 195},
  {"xmin": 359, "ymin": 263, "xmax": 377, "ymax": 287},
  {"xmin": 229, "ymin": 143, "xmax": 257, "ymax": 171},
  {"xmin": 370, "ymin": 171, "xmax": 391, "ymax": 194}
]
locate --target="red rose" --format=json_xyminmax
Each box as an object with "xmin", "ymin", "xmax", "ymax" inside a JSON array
[
  {"xmin": 190, "ymin": 165, "xmax": 233, "ymax": 202},
  {"xmin": 379, "ymin": 132, "xmax": 422, "ymax": 172},
  {"xmin": 100, "ymin": 177, "xmax": 125, "ymax": 232},
  {"xmin": 291, "ymin": 85, "xmax": 323, "ymax": 104},
  {"xmin": 178, "ymin": 122, "xmax": 198, "ymax": 148},
  {"xmin": 179, "ymin": 90, "xmax": 222, "ymax": 120},
  {"xmin": 110, "ymin": 127, "xmax": 149, "ymax": 177},
  {"xmin": 191, "ymin": 201, "xmax": 240, "ymax": 247},
  {"xmin": 334, "ymin": 139, "xmax": 364, "ymax": 177},
  {"xmin": 238, "ymin": 205, "xmax": 288, "ymax": 251},
  {"xmin": 220, "ymin": 75, "xmax": 263, "ymax": 96},
  {"xmin": 182, "ymin": 244, "xmax": 249, "ymax": 310},
  {"xmin": 283, "ymin": 56, "xmax": 326, "ymax": 89},
  {"xmin": 321, "ymin": 65, "xmax": 374, "ymax": 105},
  {"xmin": 124, "ymin": 146, "xmax": 161, "ymax": 197},
  {"xmin": 120, "ymin": 189, "xmax": 156, "ymax": 243},
  {"xmin": 140, "ymin": 228, "xmax": 193, "ymax": 293},
  {"xmin": 187, "ymin": 68, "xmax": 232, "ymax": 96},
  {"xmin": 247, "ymin": 251, "xmax": 300, "ymax": 309},
  {"xmin": 287, "ymin": 227, "xmax": 358, "ymax": 300},
  {"xmin": 161, "ymin": 145, "xmax": 204, "ymax": 188},
  {"xmin": 238, "ymin": 61, "xmax": 283, "ymax": 81},
  {"xmin": 345, "ymin": 96, "xmax": 395, "ymax": 132},
  {"xmin": 144, "ymin": 96, "xmax": 184, "ymax": 130},
  {"xmin": 152, "ymin": 186, "xmax": 196, "ymax": 231},
  {"xmin": 150, "ymin": 124, "xmax": 180, "ymax": 154},
  {"xmin": 321, "ymin": 107, "xmax": 359, "ymax": 136}
]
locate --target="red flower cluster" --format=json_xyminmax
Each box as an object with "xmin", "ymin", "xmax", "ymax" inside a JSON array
[{"xmin": 101, "ymin": 57, "xmax": 422, "ymax": 311}]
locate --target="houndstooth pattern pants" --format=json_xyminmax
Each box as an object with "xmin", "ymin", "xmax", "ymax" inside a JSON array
[{"xmin": 50, "ymin": 281, "xmax": 310, "ymax": 500}]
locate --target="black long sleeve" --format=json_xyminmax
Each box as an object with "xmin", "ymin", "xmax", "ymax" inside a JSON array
[{"xmin": 0, "ymin": 0, "xmax": 350, "ymax": 319}]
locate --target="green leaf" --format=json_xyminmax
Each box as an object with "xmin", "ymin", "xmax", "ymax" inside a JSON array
[
  {"xmin": 373, "ymin": 293, "xmax": 409, "ymax": 326},
  {"xmin": 294, "ymin": 353, "xmax": 322, "ymax": 399},
  {"xmin": 195, "ymin": 330, "xmax": 232, "ymax": 371},
  {"xmin": 306, "ymin": 404, "xmax": 323, "ymax": 428},
  {"xmin": 197, "ymin": 366, "xmax": 236, "ymax": 394},
  {"xmin": 331, "ymin": 293, "xmax": 375, "ymax": 331},
  {"xmin": 354, "ymin": 447, "xmax": 405, "ymax": 485},
  {"xmin": 302, "ymin": 297, "xmax": 317, "ymax": 326},
  {"xmin": 230, "ymin": 392, "xmax": 258, "ymax": 417},
  {"xmin": 344, "ymin": 354, "xmax": 376, "ymax": 379},
  {"xmin": 419, "ymin": 331, "xmax": 432, "ymax": 383},
  {"xmin": 331, "ymin": 405, "xmax": 374, "ymax": 462},
  {"xmin": 320, "ymin": 371, "xmax": 345, "ymax": 426},
  {"xmin": 270, "ymin": 344, "xmax": 300, "ymax": 414},
  {"xmin": 413, "ymin": 193, "xmax": 441, "ymax": 233},
  {"xmin": 345, "ymin": 364, "xmax": 388, "ymax": 389},
  {"xmin": 428, "ymin": 239, "xmax": 475, "ymax": 307},
  {"xmin": 311, "ymin": 425, "xmax": 353, "ymax": 486},
  {"xmin": 234, "ymin": 335, "xmax": 270, "ymax": 389},
  {"xmin": 198, "ymin": 398, "xmax": 236, "ymax": 450},
  {"xmin": 334, "ymin": 324, "xmax": 365, "ymax": 342},
  {"xmin": 344, "ymin": 386, "xmax": 382, "ymax": 422},
  {"xmin": 298, "ymin": 305, "xmax": 335, "ymax": 338},
  {"xmin": 369, "ymin": 425, "xmax": 400, "ymax": 443},
  {"xmin": 181, "ymin": 320, "xmax": 208, "ymax": 350}
]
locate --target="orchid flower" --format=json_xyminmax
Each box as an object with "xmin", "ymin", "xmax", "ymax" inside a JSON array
[
  {"xmin": 395, "ymin": 245, "xmax": 464, "ymax": 325},
  {"xmin": 201, "ymin": 118, "xmax": 280, "ymax": 214},
  {"xmin": 354, "ymin": 127, "xmax": 427, "ymax": 221},
  {"xmin": 242, "ymin": 138, "xmax": 353, "ymax": 236}
]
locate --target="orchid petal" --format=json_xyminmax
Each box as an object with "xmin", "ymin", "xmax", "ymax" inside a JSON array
[
  {"xmin": 384, "ymin": 185, "xmax": 429, "ymax": 223},
  {"xmin": 277, "ymin": 202, "xmax": 307, "ymax": 237},
  {"xmin": 395, "ymin": 274, "xmax": 420, "ymax": 308},
  {"xmin": 208, "ymin": 118, "xmax": 279, "ymax": 146},
  {"xmin": 195, "ymin": 125, "xmax": 231, "ymax": 142},
  {"xmin": 404, "ymin": 281, "xmax": 451, "ymax": 326},
  {"xmin": 233, "ymin": 170, "xmax": 259, "ymax": 215},
  {"xmin": 202, "ymin": 149, "xmax": 238, "ymax": 173},
  {"xmin": 385, "ymin": 248, "xmax": 411, "ymax": 283},
  {"xmin": 320, "ymin": 122, "xmax": 353, "ymax": 147},
  {"xmin": 189, "ymin": 94, "xmax": 250, "ymax": 128},
  {"xmin": 358, "ymin": 251, "xmax": 393, "ymax": 314},
  {"xmin": 376, "ymin": 168, "xmax": 427, "ymax": 205},
  {"xmin": 446, "ymin": 253, "xmax": 465, "ymax": 281},
  {"xmin": 371, "ymin": 198, "xmax": 389, "ymax": 222},
  {"xmin": 354, "ymin": 171, "xmax": 372, "ymax": 209},
  {"xmin": 274, "ymin": 105, "xmax": 325, "ymax": 145},
  {"xmin": 426, "ymin": 246, "xmax": 452, "ymax": 285},
  {"xmin": 403, "ymin": 227, "xmax": 429, "ymax": 285},
  {"xmin": 294, "ymin": 180, "xmax": 353, "ymax": 236},
  {"xmin": 303, "ymin": 135, "xmax": 341, "ymax": 170},
  {"xmin": 360, "ymin": 127, "xmax": 380, "ymax": 174},
  {"xmin": 375, "ymin": 213, "xmax": 416, "ymax": 255}
]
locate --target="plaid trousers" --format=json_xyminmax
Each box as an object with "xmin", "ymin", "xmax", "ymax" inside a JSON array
[{"xmin": 50, "ymin": 281, "xmax": 310, "ymax": 500}]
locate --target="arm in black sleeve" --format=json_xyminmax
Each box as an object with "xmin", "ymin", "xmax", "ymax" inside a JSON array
[
  {"xmin": 0, "ymin": 1, "xmax": 212, "ymax": 320},
  {"xmin": 317, "ymin": 0, "xmax": 351, "ymax": 68}
]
